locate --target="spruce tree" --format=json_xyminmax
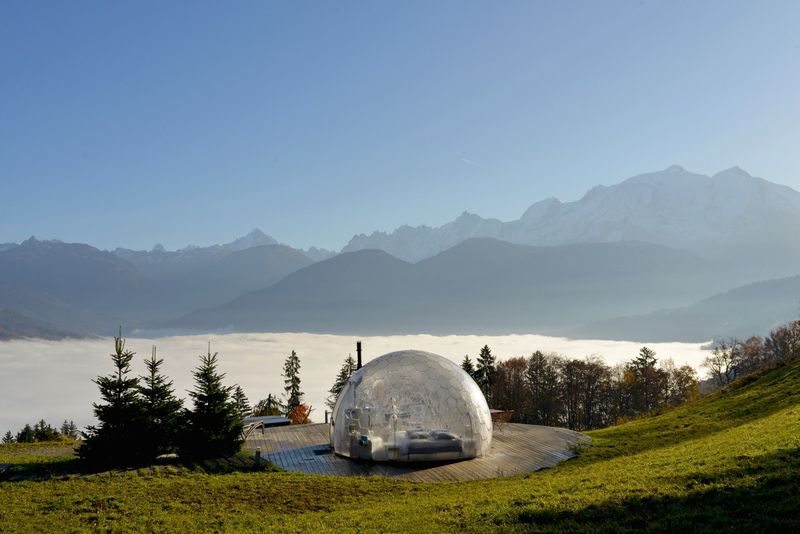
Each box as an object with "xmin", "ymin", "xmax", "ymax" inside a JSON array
[
  {"xmin": 138, "ymin": 346, "xmax": 184, "ymax": 460},
  {"xmin": 326, "ymin": 355, "xmax": 356, "ymax": 410},
  {"xmin": 628, "ymin": 346, "xmax": 660, "ymax": 411},
  {"xmin": 232, "ymin": 385, "xmax": 251, "ymax": 420},
  {"xmin": 475, "ymin": 345, "xmax": 496, "ymax": 405},
  {"xmin": 16, "ymin": 424, "xmax": 34, "ymax": 443},
  {"xmin": 525, "ymin": 351, "xmax": 561, "ymax": 425},
  {"xmin": 60, "ymin": 420, "xmax": 79, "ymax": 440},
  {"xmin": 79, "ymin": 331, "xmax": 146, "ymax": 467},
  {"xmin": 33, "ymin": 419, "xmax": 59, "ymax": 442},
  {"xmin": 2, "ymin": 430, "xmax": 14, "ymax": 444},
  {"xmin": 180, "ymin": 345, "xmax": 243, "ymax": 460},
  {"xmin": 461, "ymin": 355, "xmax": 476, "ymax": 379},
  {"xmin": 283, "ymin": 350, "xmax": 303, "ymax": 415}
]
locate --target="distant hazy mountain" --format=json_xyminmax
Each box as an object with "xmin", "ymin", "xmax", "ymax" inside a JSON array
[
  {"xmin": 166, "ymin": 238, "xmax": 740, "ymax": 335},
  {"xmin": 220, "ymin": 229, "xmax": 335, "ymax": 260},
  {"xmin": 0, "ymin": 309, "xmax": 90, "ymax": 341},
  {"xmin": 569, "ymin": 276, "xmax": 800, "ymax": 343},
  {"xmin": 343, "ymin": 166, "xmax": 800, "ymax": 279},
  {"xmin": 220, "ymin": 228, "xmax": 278, "ymax": 252},
  {"xmin": 0, "ymin": 283, "xmax": 97, "ymax": 334},
  {"xmin": 114, "ymin": 228, "xmax": 332, "ymax": 279},
  {"xmin": 115, "ymin": 228, "xmax": 278, "ymax": 278},
  {"xmin": 0, "ymin": 237, "xmax": 148, "ymax": 310},
  {"xmin": 0, "ymin": 237, "xmax": 154, "ymax": 333},
  {"xmin": 114, "ymin": 231, "xmax": 317, "ymax": 315},
  {"xmin": 0, "ymin": 243, "xmax": 17, "ymax": 253},
  {"xmin": 302, "ymin": 246, "xmax": 338, "ymax": 262},
  {"xmin": 147, "ymin": 244, "xmax": 314, "ymax": 313},
  {"xmin": 0, "ymin": 232, "xmax": 318, "ymax": 335}
]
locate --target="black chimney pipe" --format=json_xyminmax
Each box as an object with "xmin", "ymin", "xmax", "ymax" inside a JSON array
[{"xmin": 356, "ymin": 341, "xmax": 362, "ymax": 369}]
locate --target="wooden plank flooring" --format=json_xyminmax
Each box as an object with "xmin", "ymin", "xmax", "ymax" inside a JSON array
[{"xmin": 244, "ymin": 423, "xmax": 589, "ymax": 482}]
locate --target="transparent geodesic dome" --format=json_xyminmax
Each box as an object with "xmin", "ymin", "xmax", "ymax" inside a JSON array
[{"xmin": 329, "ymin": 350, "xmax": 493, "ymax": 462}]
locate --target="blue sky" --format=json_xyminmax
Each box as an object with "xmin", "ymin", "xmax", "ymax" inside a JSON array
[{"xmin": 2, "ymin": 1, "xmax": 799, "ymax": 251}]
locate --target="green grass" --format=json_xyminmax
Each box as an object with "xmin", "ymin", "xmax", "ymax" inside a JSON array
[{"xmin": 2, "ymin": 361, "xmax": 799, "ymax": 533}]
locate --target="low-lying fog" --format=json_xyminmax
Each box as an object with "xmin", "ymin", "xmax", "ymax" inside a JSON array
[{"xmin": 0, "ymin": 332, "xmax": 710, "ymax": 434}]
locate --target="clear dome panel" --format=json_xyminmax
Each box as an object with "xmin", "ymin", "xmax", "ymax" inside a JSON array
[{"xmin": 330, "ymin": 350, "xmax": 492, "ymax": 462}]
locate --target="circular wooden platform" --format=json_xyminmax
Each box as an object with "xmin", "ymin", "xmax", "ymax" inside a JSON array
[{"xmin": 244, "ymin": 423, "xmax": 589, "ymax": 482}]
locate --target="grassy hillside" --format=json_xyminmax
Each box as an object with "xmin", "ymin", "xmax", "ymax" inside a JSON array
[{"xmin": 2, "ymin": 360, "xmax": 799, "ymax": 532}]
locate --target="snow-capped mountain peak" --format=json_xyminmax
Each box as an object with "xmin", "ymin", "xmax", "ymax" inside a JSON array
[{"xmin": 341, "ymin": 166, "xmax": 800, "ymax": 272}]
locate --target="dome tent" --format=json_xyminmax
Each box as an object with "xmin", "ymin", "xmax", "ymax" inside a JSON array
[{"xmin": 329, "ymin": 350, "xmax": 493, "ymax": 462}]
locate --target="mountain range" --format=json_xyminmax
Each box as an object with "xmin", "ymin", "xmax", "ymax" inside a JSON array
[
  {"xmin": 0, "ymin": 309, "xmax": 90, "ymax": 341},
  {"xmin": 343, "ymin": 166, "xmax": 800, "ymax": 281},
  {"xmin": 167, "ymin": 238, "xmax": 738, "ymax": 335},
  {"xmin": 0, "ymin": 234, "xmax": 316, "ymax": 336},
  {"xmin": 2, "ymin": 165, "xmax": 799, "ymax": 342}
]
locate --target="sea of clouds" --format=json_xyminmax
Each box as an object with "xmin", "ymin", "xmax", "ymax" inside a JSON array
[{"xmin": 0, "ymin": 332, "xmax": 711, "ymax": 434}]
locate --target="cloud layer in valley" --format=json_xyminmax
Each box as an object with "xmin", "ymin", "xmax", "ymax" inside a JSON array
[{"xmin": 0, "ymin": 332, "xmax": 710, "ymax": 433}]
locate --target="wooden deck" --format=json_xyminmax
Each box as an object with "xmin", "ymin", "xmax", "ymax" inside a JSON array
[{"xmin": 244, "ymin": 423, "xmax": 589, "ymax": 482}]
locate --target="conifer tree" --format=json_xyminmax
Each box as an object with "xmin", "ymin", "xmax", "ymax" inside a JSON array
[
  {"xmin": 461, "ymin": 355, "xmax": 476, "ymax": 379},
  {"xmin": 2, "ymin": 430, "xmax": 14, "ymax": 444},
  {"xmin": 283, "ymin": 350, "xmax": 303, "ymax": 415},
  {"xmin": 16, "ymin": 424, "xmax": 34, "ymax": 443},
  {"xmin": 79, "ymin": 330, "xmax": 146, "ymax": 466},
  {"xmin": 524, "ymin": 351, "xmax": 561, "ymax": 425},
  {"xmin": 232, "ymin": 385, "xmax": 251, "ymax": 420},
  {"xmin": 180, "ymin": 345, "xmax": 243, "ymax": 460},
  {"xmin": 475, "ymin": 345, "xmax": 496, "ymax": 404},
  {"xmin": 627, "ymin": 346, "xmax": 664, "ymax": 412},
  {"xmin": 60, "ymin": 420, "xmax": 79, "ymax": 440},
  {"xmin": 138, "ymin": 346, "xmax": 184, "ymax": 460},
  {"xmin": 33, "ymin": 419, "xmax": 60, "ymax": 442},
  {"xmin": 326, "ymin": 355, "xmax": 356, "ymax": 410}
]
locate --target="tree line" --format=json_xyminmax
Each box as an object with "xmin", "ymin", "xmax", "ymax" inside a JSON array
[
  {"xmin": 702, "ymin": 320, "xmax": 800, "ymax": 389},
  {"xmin": 461, "ymin": 345, "xmax": 699, "ymax": 431},
  {"xmin": 0, "ymin": 329, "xmax": 319, "ymax": 468},
  {"xmin": 1, "ymin": 334, "xmax": 313, "ymax": 466},
  {"xmin": 77, "ymin": 335, "xmax": 245, "ymax": 467},
  {"xmin": 458, "ymin": 319, "xmax": 800, "ymax": 431},
  {"xmin": 2, "ymin": 419, "xmax": 79, "ymax": 445}
]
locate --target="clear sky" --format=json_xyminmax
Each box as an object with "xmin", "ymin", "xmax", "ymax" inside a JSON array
[{"xmin": 2, "ymin": 1, "xmax": 799, "ymax": 251}]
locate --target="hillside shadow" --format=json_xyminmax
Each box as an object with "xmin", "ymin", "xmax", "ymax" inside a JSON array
[
  {"xmin": 505, "ymin": 447, "xmax": 800, "ymax": 532},
  {"xmin": 0, "ymin": 450, "xmax": 278, "ymax": 483}
]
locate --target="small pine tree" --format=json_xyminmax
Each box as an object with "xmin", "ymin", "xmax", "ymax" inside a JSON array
[
  {"xmin": 80, "ymin": 330, "xmax": 146, "ymax": 467},
  {"xmin": 475, "ymin": 345, "xmax": 496, "ymax": 405},
  {"xmin": 180, "ymin": 345, "xmax": 243, "ymax": 460},
  {"xmin": 632, "ymin": 346, "xmax": 658, "ymax": 373},
  {"xmin": 283, "ymin": 350, "xmax": 303, "ymax": 415},
  {"xmin": 139, "ymin": 346, "xmax": 184, "ymax": 460},
  {"xmin": 60, "ymin": 420, "xmax": 79, "ymax": 440},
  {"xmin": 33, "ymin": 419, "xmax": 60, "ymax": 442},
  {"xmin": 326, "ymin": 355, "xmax": 356, "ymax": 410},
  {"xmin": 461, "ymin": 355, "xmax": 476, "ymax": 379},
  {"xmin": 2, "ymin": 430, "xmax": 14, "ymax": 444},
  {"xmin": 16, "ymin": 424, "xmax": 35, "ymax": 443},
  {"xmin": 232, "ymin": 385, "xmax": 251, "ymax": 420}
]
